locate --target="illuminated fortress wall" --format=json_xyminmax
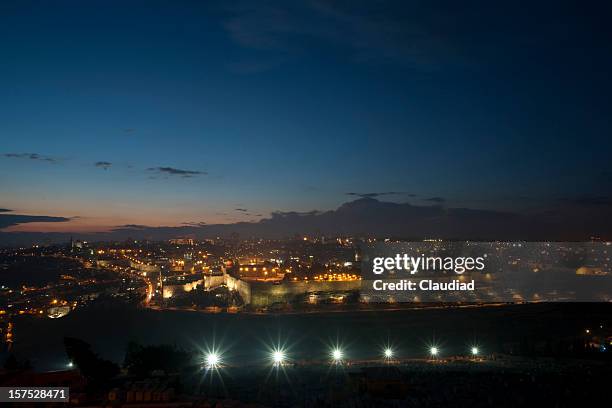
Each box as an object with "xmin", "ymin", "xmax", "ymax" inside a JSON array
[
  {"xmin": 225, "ymin": 274, "xmax": 252, "ymax": 304},
  {"xmin": 130, "ymin": 261, "xmax": 160, "ymax": 273},
  {"xmin": 203, "ymin": 274, "xmax": 225, "ymax": 290},
  {"xmin": 162, "ymin": 279, "xmax": 203, "ymax": 299},
  {"xmin": 248, "ymin": 280, "xmax": 361, "ymax": 307},
  {"xmin": 158, "ymin": 272, "xmax": 361, "ymax": 307}
]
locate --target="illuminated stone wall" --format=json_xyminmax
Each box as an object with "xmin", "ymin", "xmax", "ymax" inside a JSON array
[
  {"xmin": 248, "ymin": 280, "xmax": 361, "ymax": 307},
  {"xmin": 130, "ymin": 261, "xmax": 160, "ymax": 273},
  {"xmin": 162, "ymin": 279, "xmax": 203, "ymax": 299}
]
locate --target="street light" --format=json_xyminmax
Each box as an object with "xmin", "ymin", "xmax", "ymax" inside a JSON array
[
  {"xmin": 331, "ymin": 348, "xmax": 343, "ymax": 362},
  {"xmin": 272, "ymin": 349, "xmax": 286, "ymax": 366},
  {"xmin": 205, "ymin": 352, "xmax": 220, "ymax": 369}
]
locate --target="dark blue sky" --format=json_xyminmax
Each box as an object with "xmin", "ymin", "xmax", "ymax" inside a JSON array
[{"xmin": 1, "ymin": 0, "xmax": 611, "ymax": 232}]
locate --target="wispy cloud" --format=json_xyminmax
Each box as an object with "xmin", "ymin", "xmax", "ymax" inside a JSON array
[
  {"xmin": 94, "ymin": 161, "xmax": 112, "ymax": 170},
  {"xmin": 272, "ymin": 210, "xmax": 321, "ymax": 217},
  {"xmin": 424, "ymin": 197, "xmax": 446, "ymax": 203},
  {"xmin": 346, "ymin": 191, "xmax": 414, "ymax": 199},
  {"xmin": 147, "ymin": 167, "xmax": 207, "ymax": 178},
  {"xmin": 222, "ymin": 1, "xmax": 469, "ymax": 68},
  {"xmin": 0, "ymin": 209, "xmax": 71, "ymax": 229},
  {"xmin": 3, "ymin": 153, "xmax": 59, "ymax": 163},
  {"xmin": 182, "ymin": 221, "xmax": 207, "ymax": 227},
  {"xmin": 113, "ymin": 224, "xmax": 150, "ymax": 230},
  {"xmin": 235, "ymin": 208, "xmax": 248, "ymax": 212}
]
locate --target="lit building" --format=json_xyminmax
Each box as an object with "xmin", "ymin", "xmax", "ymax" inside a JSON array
[{"xmin": 237, "ymin": 261, "xmax": 284, "ymax": 281}]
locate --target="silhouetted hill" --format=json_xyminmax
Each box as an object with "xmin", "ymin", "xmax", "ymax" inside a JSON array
[{"xmin": 2, "ymin": 197, "xmax": 611, "ymax": 246}]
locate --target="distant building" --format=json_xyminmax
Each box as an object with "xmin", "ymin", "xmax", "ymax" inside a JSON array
[
  {"xmin": 169, "ymin": 238, "xmax": 194, "ymax": 246},
  {"xmin": 183, "ymin": 252, "xmax": 194, "ymax": 273},
  {"xmin": 70, "ymin": 237, "xmax": 84, "ymax": 250},
  {"xmin": 576, "ymin": 266, "xmax": 608, "ymax": 276},
  {"xmin": 162, "ymin": 274, "xmax": 203, "ymax": 299},
  {"xmin": 237, "ymin": 261, "xmax": 283, "ymax": 281},
  {"xmin": 47, "ymin": 306, "xmax": 71, "ymax": 319}
]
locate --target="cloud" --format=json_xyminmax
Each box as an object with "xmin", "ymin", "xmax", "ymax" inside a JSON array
[
  {"xmin": 94, "ymin": 161, "xmax": 112, "ymax": 170},
  {"xmin": 271, "ymin": 210, "xmax": 321, "ymax": 217},
  {"xmin": 73, "ymin": 197, "xmax": 604, "ymax": 241},
  {"xmin": 123, "ymin": 128, "xmax": 136, "ymax": 133},
  {"xmin": 3, "ymin": 153, "xmax": 58, "ymax": 163},
  {"xmin": 2, "ymin": 196, "xmax": 612, "ymax": 244},
  {"xmin": 221, "ymin": 1, "xmax": 476, "ymax": 68},
  {"xmin": 235, "ymin": 208, "xmax": 248, "ymax": 212},
  {"xmin": 241, "ymin": 212, "xmax": 263, "ymax": 217},
  {"xmin": 147, "ymin": 167, "xmax": 207, "ymax": 178},
  {"xmin": 346, "ymin": 192, "xmax": 415, "ymax": 199},
  {"xmin": 182, "ymin": 221, "xmax": 207, "ymax": 227},
  {"xmin": 0, "ymin": 209, "xmax": 71, "ymax": 229},
  {"xmin": 424, "ymin": 197, "xmax": 446, "ymax": 203},
  {"xmin": 113, "ymin": 224, "xmax": 150, "ymax": 230}
]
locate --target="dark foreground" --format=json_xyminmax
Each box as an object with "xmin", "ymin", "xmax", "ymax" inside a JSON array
[
  {"xmin": 1, "ymin": 357, "xmax": 611, "ymax": 407},
  {"xmin": 196, "ymin": 358, "xmax": 611, "ymax": 407},
  {"xmin": 1, "ymin": 302, "xmax": 611, "ymax": 406}
]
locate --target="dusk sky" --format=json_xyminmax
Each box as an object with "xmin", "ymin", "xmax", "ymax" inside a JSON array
[{"xmin": 1, "ymin": 0, "xmax": 611, "ymax": 233}]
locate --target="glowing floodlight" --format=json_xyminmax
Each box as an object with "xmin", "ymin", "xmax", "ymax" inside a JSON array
[
  {"xmin": 429, "ymin": 346, "xmax": 439, "ymax": 357},
  {"xmin": 471, "ymin": 347, "xmax": 479, "ymax": 356},
  {"xmin": 205, "ymin": 352, "xmax": 220, "ymax": 368},
  {"xmin": 384, "ymin": 348, "xmax": 394, "ymax": 359},
  {"xmin": 331, "ymin": 348, "xmax": 343, "ymax": 362},
  {"xmin": 272, "ymin": 349, "xmax": 286, "ymax": 365}
]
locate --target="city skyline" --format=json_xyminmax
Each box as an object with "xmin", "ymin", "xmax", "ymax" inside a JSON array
[
  {"xmin": 1, "ymin": 1, "xmax": 612, "ymax": 237},
  {"xmin": 2, "ymin": 3, "xmax": 612, "ymax": 406}
]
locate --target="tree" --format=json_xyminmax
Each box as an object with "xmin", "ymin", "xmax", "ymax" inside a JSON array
[
  {"xmin": 3, "ymin": 354, "xmax": 31, "ymax": 371},
  {"xmin": 124, "ymin": 341, "xmax": 196, "ymax": 376},
  {"xmin": 64, "ymin": 337, "xmax": 119, "ymax": 386}
]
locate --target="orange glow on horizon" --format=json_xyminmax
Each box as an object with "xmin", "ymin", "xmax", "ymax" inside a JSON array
[{"xmin": 3, "ymin": 214, "xmax": 238, "ymax": 233}]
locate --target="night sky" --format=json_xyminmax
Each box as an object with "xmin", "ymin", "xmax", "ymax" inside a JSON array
[{"xmin": 1, "ymin": 0, "xmax": 611, "ymax": 234}]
